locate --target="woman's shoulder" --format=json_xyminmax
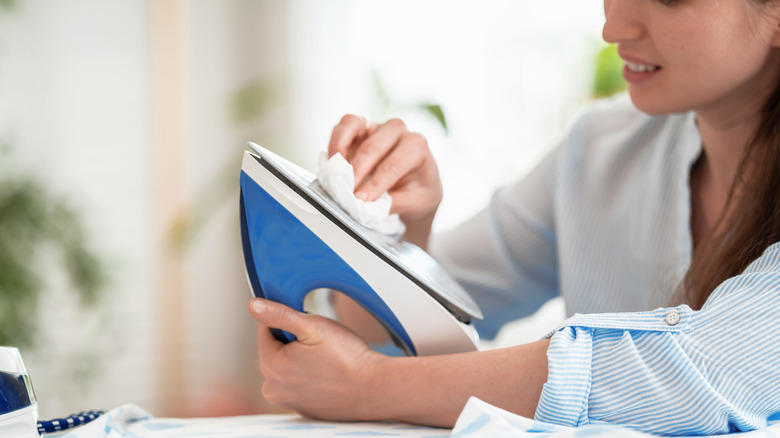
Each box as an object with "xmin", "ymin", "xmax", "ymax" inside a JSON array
[{"xmin": 701, "ymin": 240, "xmax": 780, "ymax": 312}]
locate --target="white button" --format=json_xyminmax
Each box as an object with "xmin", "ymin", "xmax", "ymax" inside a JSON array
[{"xmin": 665, "ymin": 310, "xmax": 680, "ymax": 326}]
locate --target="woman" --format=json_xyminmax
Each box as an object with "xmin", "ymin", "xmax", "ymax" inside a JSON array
[{"xmin": 248, "ymin": 0, "xmax": 780, "ymax": 434}]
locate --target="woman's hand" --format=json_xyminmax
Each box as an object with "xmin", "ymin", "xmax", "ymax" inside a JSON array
[
  {"xmin": 249, "ymin": 297, "xmax": 550, "ymax": 428},
  {"xmin": 248, "ymin": 298, "xmax": 386, "ymax": 421},
  {"xmin": 328, "ymin": 115, "xmax": 442, "ymax": 248}
]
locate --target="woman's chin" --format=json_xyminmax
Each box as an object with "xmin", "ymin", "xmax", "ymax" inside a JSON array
[{"xmin": 627, "ymin": 92, "xmax": 684, "ymax": 116}]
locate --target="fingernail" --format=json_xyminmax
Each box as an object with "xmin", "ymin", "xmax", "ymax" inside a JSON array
[
  {"xmin": 250, "ymin": 299, "xmax": 265, "ymax": 314},
  {"xmin": 355, "ymin": 191, "xmax": 368, "ymax": 201}
]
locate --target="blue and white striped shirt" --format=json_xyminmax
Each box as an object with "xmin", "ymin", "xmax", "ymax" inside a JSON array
[{"xmin": 429, "ymin": 94, "xmax": 780, "ymax": 435}]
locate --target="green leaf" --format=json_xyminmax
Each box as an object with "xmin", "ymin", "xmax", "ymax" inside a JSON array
[
  {"xmin": 421, "ymin": 104, "xmax": 448, "ymax": 134},
  {"xmin": 593, "ymin": 44, "xmax": 626, "ymax": 98}
]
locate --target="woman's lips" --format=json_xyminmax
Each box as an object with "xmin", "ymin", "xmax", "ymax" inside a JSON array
[{"xmin": 620, "ymin": 56, "xmax": 662, "ymax": 84}]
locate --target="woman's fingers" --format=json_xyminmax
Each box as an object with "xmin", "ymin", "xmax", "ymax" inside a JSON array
[
  {"xmin": 329, "ymin": 117, "xmax": 418, "ymax": 201},
  {"xmin": 248, "ymin": 297, "xmax": 387, "ymax": 421},
  {"xmin": 329, "ymin": 114, "xmax": 371, "ymax": 159},
  {"xmin": 326, "ymin": 114, "xmax": 442, "ymax": 234},
  {"xmin": 350, "ymin": 118, "xmax": 407, "ymax": 193},
  {"xmin": 249, "ymin": 299, "xmax": 320, "ymax": 347},
  {"xmin": 355, "ymin": 131, "xmax": 429, "ymax": 202}
]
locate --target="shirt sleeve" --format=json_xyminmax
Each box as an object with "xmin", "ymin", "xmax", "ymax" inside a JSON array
[
  {"xmin": 429, "ymin": 145, "xmax": 561, "ymax": 340},
  {"xmin": 535, "ymin": 243, "xmax": 780, "ymax": 435}
]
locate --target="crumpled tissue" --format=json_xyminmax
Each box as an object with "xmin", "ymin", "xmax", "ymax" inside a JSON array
[{"xmin": 316, "ymin": 152, "xmax": 406, "ymax": 236}]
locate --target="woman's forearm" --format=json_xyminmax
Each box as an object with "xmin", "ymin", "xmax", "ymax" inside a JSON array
[
  {"xmin": 363, "ymin": 338, "xmax": 551, "ymax": 428},
  {"xmin": 332, "ymin": 292, "xmax": 391, "ymax": 343},
  {"xmin": 401, "ymin": 212, "xmax": 436, "ymax": 251}
]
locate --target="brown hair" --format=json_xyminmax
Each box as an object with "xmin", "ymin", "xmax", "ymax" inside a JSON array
[{"xmin": 683, "ymin": 51, "xmax": 780, "ymax": 310}]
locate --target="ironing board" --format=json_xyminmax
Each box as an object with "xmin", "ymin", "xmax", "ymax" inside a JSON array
[{"xmin": 46, "ymin": 398, "xmax": 780, "ymax": 438}]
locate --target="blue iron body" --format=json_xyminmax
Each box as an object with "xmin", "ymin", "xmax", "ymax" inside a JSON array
[{"xmin": 239, "ymin": 143, "xmax": 481, "ymax": 356}]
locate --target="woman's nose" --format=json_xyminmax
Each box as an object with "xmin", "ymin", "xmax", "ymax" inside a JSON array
[{"xmin": 602, "ymin": 0, "xmax": 645, "ymax": 44}]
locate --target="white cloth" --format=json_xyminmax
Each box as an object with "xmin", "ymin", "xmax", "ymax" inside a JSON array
[{"xmin": 316, "ymin": 152, "xmax": 405, "ymax": 236}]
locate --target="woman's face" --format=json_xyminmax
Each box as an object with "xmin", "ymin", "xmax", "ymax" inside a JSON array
[{"xmin": 603, "ymin": 0, "xmax": 780, "ymax": 118}]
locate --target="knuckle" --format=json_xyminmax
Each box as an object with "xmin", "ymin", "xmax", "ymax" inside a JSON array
[
  {"xmin": 405, "ymin": 132, "xmax": 429, "ymax": 150},
  {"xmin": 357, "ymin": 137, "xmax": 381, "ymax": 156},
  {"xmin": 378, "ymin": 156, "xmax": 403, "ymax": 178},
  {"xmin": 409, "ymin": 134, "xmax": 435, "ymax": 169},
  {"xmin": 339, "ymin": 113, "xmax": 361, "ymax": 126},
  {"xmin": 386, "ymin": 118, "xmax": 407, "ymax": 131}
]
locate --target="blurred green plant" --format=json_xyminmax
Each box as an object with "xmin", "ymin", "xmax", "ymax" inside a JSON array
[
  {"xmin": 230, "ymin": 78, "xmax": 283, "ymax": 125},
  {"xmin": 371, "ymin": 72, "xmax": 449, "ymax": 134},
  {"xmin": 0, "ymin": 146, "xmax": 105, "ymax": 348},
  {"xmin": 168, "ymin": 76, "xmax": 286, "ymax": 252},
  {"xmin": 593, "ymin": 44, "xmax": 627, "ymax": 98}
]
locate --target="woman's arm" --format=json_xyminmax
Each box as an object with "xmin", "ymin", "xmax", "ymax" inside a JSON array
[
  {"xmin": 249, "ymin": 298, "xmax": 549, "ymax": 428},
  {"xmin": 330, "ymin": 292, "xmax": 391, "ymax": 344},
  {"xmin": 373, "ymin": 337, "xmax": 550, "ymax": 427}
]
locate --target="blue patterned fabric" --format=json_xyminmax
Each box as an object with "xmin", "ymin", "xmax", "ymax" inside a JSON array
[
  {"xmin": 453, "ymin": 398, "xmax": 780, "ymax": 437},
  {"xmin": 537, "ymin": 245, "xmax": 780, "ymax": 435},
  {"xmin": 52, "ymin": 401, "xmax": 780, "ymax": 438},
  {"xmin": 430, "ymin": 94, "xmax": 780, "ymax": 434}
]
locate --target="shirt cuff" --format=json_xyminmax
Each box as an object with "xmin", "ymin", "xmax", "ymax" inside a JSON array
[{"xmin": 534, "ymin": 326, "xmax": 593, "ymax": 427}]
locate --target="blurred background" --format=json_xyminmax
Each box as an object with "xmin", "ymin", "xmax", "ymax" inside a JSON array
[{"xmin": 0, "ymin": 0, "xmax": 616, "ymax": 419}]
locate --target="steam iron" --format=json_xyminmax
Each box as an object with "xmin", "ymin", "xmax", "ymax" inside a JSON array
[
  {"xmin": 239, "ymin": 143, "xmax": 481, "ymax": 356},
  {"xmin": 0, "ymin": 347, "xmax": 38, "ymax": 438}
]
